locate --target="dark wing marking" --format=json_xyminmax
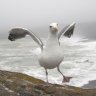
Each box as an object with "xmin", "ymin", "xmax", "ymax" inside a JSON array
[
  {"xmin": 8, "ymin": 28, "xmax": 44, "ymax": 51},
  {"xmin": 58, "ymin": 22, "xmax": 76, "ymax": 39}
]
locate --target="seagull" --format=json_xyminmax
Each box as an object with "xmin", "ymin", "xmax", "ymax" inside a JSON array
[{"xmin": 8, "ymin": 22, "xmax": 75, "ymax": 83}]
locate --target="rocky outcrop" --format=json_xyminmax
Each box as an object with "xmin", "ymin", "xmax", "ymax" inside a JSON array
[{"xmin": 0, "ymin": 70, "xmax": 96, "ymax": 96}]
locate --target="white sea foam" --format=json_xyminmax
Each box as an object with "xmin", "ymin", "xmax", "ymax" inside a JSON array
[
  {"xmin": 30, "ymin": 48, "xmax": 41, "ymax": 55},
  {"xmin": 0, "ymin": 61, "xmax": 8, "ymax": 64},
  {"xmin": 29, "ymin": 38, "xmax": 96, "ymax": 87},
  {"xmin": 1, "ymin": 39, "xmax": 96, "ymax": 87}
]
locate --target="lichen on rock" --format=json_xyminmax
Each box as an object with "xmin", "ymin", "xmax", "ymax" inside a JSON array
[{"xmin": 0, "ymin": 70, "xmax": 96, "ymax": 96}]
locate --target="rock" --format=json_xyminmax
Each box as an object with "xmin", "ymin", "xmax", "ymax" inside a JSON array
[
  {"xmin": 0, "ymin": 70, "xmax": 96, "ymax": 96},
  {"xmin": 83, "ymin": 80, "xmax": 96, "ymax": 89}
]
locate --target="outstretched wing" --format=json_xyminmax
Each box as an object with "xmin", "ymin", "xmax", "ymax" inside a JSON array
[
  {"xmin": 8, "ymin": 28, "xmax": 44, "ymax": 51},
  {"xmin": 58, "ymin": 22, "xmax": 76, "ymax": 40}
]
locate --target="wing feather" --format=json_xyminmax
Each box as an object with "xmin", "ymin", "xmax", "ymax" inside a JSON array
[
  {"xmin": 8, "ymin": 28, "xmax": 44, "ymax": 50},
  {"xmin": 58, "ymin": 22, "xmax": 76, "ymax": 39}
]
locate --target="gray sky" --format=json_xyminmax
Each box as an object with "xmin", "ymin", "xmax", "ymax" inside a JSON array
[{"xmin": 0, "ymin": 0, "xmax": 96, "ymax": 35}]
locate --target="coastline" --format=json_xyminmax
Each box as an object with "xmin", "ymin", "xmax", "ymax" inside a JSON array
[{"xmin": 0, "ymin": 70, "xmax": 96, "ymax": 96}]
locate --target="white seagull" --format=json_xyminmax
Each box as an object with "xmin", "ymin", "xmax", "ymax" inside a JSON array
[{"xmin": 8, "ymin": 22, "xmax": 75, "ymax": 83}]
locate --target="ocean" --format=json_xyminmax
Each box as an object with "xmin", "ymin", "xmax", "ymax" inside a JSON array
[{"xmin": 0, "ymin": 37, "xmax": 96, "ymax": 87}]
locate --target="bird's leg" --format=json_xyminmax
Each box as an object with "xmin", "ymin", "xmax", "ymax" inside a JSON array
[
  {"xmin": 45, "ymin": 68, "xmax": 48, "ymax": 83},
  {"xmin": 57, "ymin": 66, "xmax": 72, "ymax": 83},
  {"xmin": 43, "ymin": 68, "xmax": 52, "ymax": 86}
]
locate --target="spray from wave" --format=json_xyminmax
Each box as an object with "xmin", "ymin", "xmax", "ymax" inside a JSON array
[{"xmin": 0, "ymin": 37, "xmax": 96, "ymax": 87}]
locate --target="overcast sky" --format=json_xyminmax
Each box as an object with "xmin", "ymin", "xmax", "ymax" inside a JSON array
[{"xmin": 0, "ymin": 0, "xmax": 96, "ymax": 34}]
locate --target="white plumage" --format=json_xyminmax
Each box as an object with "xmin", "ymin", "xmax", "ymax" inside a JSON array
[{"xmin": 8, "ymin": 22, "xmax": 75, "ymax": 83}]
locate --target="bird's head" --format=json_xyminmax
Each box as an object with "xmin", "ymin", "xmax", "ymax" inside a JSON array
[
  {"xmin": 8, "ymin": 28, "xmax": 27, "ymax": 41},
  {"xmin": 49, "ymin": 23, "xmax": 59, "ymax": 32}
]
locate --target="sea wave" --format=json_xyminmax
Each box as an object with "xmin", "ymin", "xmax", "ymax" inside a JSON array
[{"xmin": 0, "ymin": 38, "xmax": 96, "ymax": 87}]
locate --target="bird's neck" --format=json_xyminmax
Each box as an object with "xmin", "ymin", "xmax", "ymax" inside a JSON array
[
  {"xmin": 46, "ymin": 31, "xmax": 59, "ymax": 47},
  {"xmin": 49, "ymin": 29, "xmax": 59, "ymax": 38}
]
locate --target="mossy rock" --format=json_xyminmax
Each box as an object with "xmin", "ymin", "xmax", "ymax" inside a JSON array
[{"xmin": 0, "ymin": 70, "xmax": 96, "ymax": 96}]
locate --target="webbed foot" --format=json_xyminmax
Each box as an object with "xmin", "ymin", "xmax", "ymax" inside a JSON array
[{"xmin": 62, "ymin": 76, "xmax": 72, "ymax": 83}]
